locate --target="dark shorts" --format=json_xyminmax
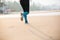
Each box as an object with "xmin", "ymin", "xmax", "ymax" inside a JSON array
[{"xmin": 20, "ymin": 0, "xmax": 29, "ymax": 13}]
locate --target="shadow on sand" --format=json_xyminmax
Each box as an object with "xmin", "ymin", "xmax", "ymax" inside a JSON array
[{"xmin": 28, "ymin": 23, "xmax": 55, "ymax": 40}]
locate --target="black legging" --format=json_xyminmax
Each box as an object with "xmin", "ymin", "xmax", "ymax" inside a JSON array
[{"xmin": 20, "ymin": 0, "xmax": 29, "ymax": 13}]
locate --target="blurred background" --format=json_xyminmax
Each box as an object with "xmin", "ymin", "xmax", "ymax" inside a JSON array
[
  {"xmin": 0, "ymin": 0, "xmax": 60, "ymax": 40},
  {"xmin": 0, "ymin": 0, "xmax": 60, "ymax": 14}
]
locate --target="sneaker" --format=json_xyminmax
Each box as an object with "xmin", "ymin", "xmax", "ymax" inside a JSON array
[
  {"xmin": 21, "ymin": 13, "xmax": 23, "ymax": 21},
  {"xmin": 25, "ymin": 21, "xmax": 28, "ymax": 24}
]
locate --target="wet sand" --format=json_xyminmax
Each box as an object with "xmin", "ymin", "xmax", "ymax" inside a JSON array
[{"xmin": 0, "ymin": 12, "xmax": 60, "ymax": 40}]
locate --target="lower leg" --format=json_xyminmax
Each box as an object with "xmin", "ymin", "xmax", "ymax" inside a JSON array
[
  {"xmin": 23, "ymin": 12, "xmax": 29, "ymax": 24},
  {"xmin": 24, "ymin": 15, "xmax": 28, "ymax": 23}
]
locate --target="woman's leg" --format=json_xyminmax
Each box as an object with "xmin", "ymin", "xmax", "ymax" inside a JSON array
[
  {"xmin": 23, "ymin": 12, "xmax": 29, "ymax": 23},
  {"xmin": 20, "ymin": 0, "xmax": 29, "ymax": 24}
]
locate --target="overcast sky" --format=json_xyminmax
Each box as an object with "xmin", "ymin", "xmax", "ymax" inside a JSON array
[{"xmin": 4, "ymin": 0, "xmax": 60, "ymax": 6}]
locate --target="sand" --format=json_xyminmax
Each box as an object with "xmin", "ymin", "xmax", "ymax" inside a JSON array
[{"xmin": 0, "ymin": 11, "xmax": 60, "ymax": 40}]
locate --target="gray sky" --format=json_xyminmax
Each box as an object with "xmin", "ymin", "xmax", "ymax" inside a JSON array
[{"xmin": 4, "ymin": 0, "xmax": 60, "ymax": 6}]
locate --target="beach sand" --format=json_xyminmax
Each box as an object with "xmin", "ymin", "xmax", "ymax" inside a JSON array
[{"xmin": 0, "ymin": 11, "xmax": 60, "ymax": 40}]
